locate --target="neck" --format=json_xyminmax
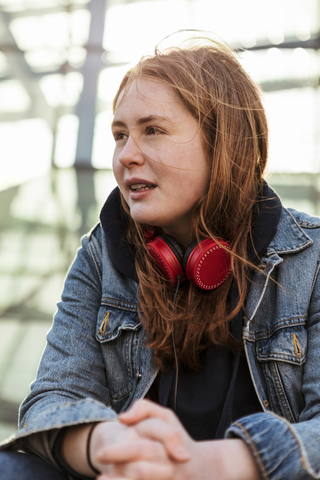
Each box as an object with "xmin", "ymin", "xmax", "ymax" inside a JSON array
[{"xmin": 161, "ymin": 226, "xmax": 193, "ymax": 249}]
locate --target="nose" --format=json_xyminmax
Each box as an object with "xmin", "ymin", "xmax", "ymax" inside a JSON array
[{"xmin": 118, "ymin": 135, "xmax": 145, "ymax": 168}]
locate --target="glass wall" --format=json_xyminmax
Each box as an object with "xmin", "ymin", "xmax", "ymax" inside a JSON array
[
  {"xmin": 0, "ymin": 0, "xmax": 319, "ymax": 440},
  {"xmin": 1, "ymin": 0, "xmax": 319, "ymax": 181}
]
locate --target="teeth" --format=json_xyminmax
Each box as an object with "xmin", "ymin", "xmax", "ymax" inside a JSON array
[
  {"xmin": 131, "ymin": 184, "xmax": 147, "ymax": 189},
  {"xmin": 131, "ymin": 184, "xmax": 155, "ymax": 192}
]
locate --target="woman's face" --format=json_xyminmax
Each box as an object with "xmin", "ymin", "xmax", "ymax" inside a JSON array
[{"xmin": 112, "ymin": 79, "xmax": 210, "ymax": 247}]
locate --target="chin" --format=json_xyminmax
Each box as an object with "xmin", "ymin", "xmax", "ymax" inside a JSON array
[
  {"xmin": 130, "ymin": 210, "xmax": 161, "ymax": 227},
  {"xmin": 132, "ymin": 217, "xmax": 160, "ymax": 228}
]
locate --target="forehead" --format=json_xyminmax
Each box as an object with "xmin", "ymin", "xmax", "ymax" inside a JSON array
[{"xmin": 114, "ymin": 79, "xmax": 184, "ymax": 118}]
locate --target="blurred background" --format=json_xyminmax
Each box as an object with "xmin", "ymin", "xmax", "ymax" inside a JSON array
[{"xmin": 1, "ymin": 0, "xmax": 320, "ymax": 442}]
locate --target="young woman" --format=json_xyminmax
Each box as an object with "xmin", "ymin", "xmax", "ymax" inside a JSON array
[{"xmin": 1, "ymin": 37, "xmax": 320, "ymax": 480}]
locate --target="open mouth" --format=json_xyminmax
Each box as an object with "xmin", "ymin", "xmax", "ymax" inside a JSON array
[{"xmin": 130, "ymin": 184, "xmax": 156, "ymax": 192}]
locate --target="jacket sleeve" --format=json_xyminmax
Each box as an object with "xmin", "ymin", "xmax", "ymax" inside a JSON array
[
  {"xmin": 226, "ymin": 262, "xmax": 320, "ymax": 480},
  {"xmin": 0, "ymin": 231, "xmax": 118, "ymax": 466}
]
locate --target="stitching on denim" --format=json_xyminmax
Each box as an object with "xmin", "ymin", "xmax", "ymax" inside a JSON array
[
  {"xmin": 97, "ymin": 323, "xmax": 141, "ymax": 339},
  {"xmin": 101, "ymin": 297, "xmax": 137, "ymax": 311},
  {"xmin": 96, "ymin": 331, "xmax": 120, "ymax": 339},
  {"xmin": 258, "ymin": 349, "xmax": 305, "ymax": 361},
  {"xmin": 101, "ymin": 297, "xmax": 137, "ymax": 307},
  {"xmin": 270, "ymin": 361, "xmax": 295, "ymax": 422},
  {"xmin": 262, "ymin": 362, "xmax": 276, "ymax": 412},
  {"xmin": 249, "ymin": 268, "xmax": 275, "ymax": 321},
  {"xmin": 91, "ymin": 236, "xmax": 103, "ymax": 276},
  {"xmin": 233, "ymin": 422, "xmax": 269, "ymax": 480},
  {"xmin": 124, "ymin": 330, "xmax": 133, "ymax": 392},
  {"xmin": 285, "ymin": 424, "xmax": 308, "ymax": 471},
  {"xmin": 94, "ymin": 247, "xmax": 102, "ymax": 273},
  {"xmin": 258, "ymin": 357, "xmax": 305, "ymax": 368},
  {"xmin": 87, "ymin": 238, "xmax": 103, "ymax": 284},
  {"xmin": 266, "ymin": 242, "xmax": 312, "ymax": 256},
  {"xmin": 110, "ymin": 385, "xmax": 134, "ymax": 402},
  {"xmin": 254, "ymin": 318, "xmax": 306, "ymax": 340},
  {"xmin": 265, "ymin": 208, "xmax": 313, "ymax": 255},
  {"xmin": 306, "ymin": 261, "xmax": 320, "ymax": 319},
  {"xmin": 269, "ymin": 412, "xmax": 308, "ymax": 472},
  {"xmin": 244, "ymin": 340, "xmax": 269, "ymax": 413},
  {"xmin": 87, "ymin": 222, "xmax": 100, "ymax": 240},
  {"xmin": 298, "ymin": 221, "xmax": 320, "ymax": 229},
  {"xmin": 258, "ymin": 352, "xmax": 304, "ymax": 361}
]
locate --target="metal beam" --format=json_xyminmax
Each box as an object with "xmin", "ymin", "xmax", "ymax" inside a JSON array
[
  {"xmin": 0, "ymin": 56, "xmax": 129, "ymax": 83},
  {"xmin": 0, "ymin": 104, "xmax": 75, "ymax": 123},
  {"xmin": 235, "ymin": 34, "xmax": 320, "ymax": 52},
  {"xmin": 0, "ymin": 11, "xmax": 52, "ymax": 126},
  {"xmin": 0, "ymin": 2, "xmax": 89, "ymax": 18},
  {"xmin": 74, "ymin": 0, "xmax": 107, "ymax": 168},
  {"xmin": 260, "ymin": 76, "xmax": 320, "ymax": 92}
]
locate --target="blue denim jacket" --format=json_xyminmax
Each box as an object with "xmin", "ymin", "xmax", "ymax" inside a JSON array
[{"xmin": 1, "ymin": 206, "xmax": 320, "ymax": 480}]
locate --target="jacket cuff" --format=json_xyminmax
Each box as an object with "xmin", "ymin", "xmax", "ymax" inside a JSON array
[
  {"xmin": 226, "ymin": 412, "xmax": 309, "ymax": 480},
  {"xmin": 0, "ymin": 398, "xmax": 117, "ymax": 467}
]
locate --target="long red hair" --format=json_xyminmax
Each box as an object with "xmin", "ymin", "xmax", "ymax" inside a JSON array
[{"xmin": 113, "ymin": 39, "xmax": 268, "ymax": 370}]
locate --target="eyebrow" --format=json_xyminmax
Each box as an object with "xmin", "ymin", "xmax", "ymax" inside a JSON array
[{"xmin": 111, "ymin": 115, "xmax": 173, "ymax": 129}]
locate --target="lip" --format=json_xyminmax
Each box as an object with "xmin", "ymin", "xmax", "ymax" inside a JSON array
[
  {"xmin": 125, "ymin": 177, "xmax": 156, "ymax": 187},
  {"xmin": 125, "ymin": 177, "xmax": 157, "ymax": 201}
]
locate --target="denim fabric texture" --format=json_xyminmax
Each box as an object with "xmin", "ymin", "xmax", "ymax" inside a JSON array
[
  {"xmin": 1, "ymin": 206, "xmax": 320, "ymax": 480},
  {"xmin": 0, "ymin": 451, "xmax": 69, "ymax": 480}
]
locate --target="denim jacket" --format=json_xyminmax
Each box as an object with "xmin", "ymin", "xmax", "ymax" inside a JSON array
[{"xmin": 1, "ymin": 206, "xmax": 320, "ymax": 480}]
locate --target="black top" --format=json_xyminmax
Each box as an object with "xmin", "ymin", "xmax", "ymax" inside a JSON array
[{"xmin": 148, "ymin": 348, "xmax": 262, "ymax": 441}]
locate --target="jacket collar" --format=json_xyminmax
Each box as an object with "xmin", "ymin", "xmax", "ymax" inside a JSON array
[
  {"xmin": 100, "ymin": 187, "xmax": 137, "ymax": 282},
  {"xmin": 265, "ymin": 207, "xmax": 313, "ymax": 256}
]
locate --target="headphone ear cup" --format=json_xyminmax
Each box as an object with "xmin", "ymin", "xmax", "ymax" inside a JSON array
[
  {"xmin": 146, "ymin": 235, "xmax": 185, "ymax": 286},
  {"xmin": 185, "ymin": 238, "xmax": 231, "ymax": 290}
]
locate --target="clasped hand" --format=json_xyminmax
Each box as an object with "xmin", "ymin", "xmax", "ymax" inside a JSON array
[
  {"xmin": 89, "ymin": 399, "xmax": 261, "ymax": 480},
  {"xmin": 90, "ymin": 399, "xmax": 194, "ymax": 480}
]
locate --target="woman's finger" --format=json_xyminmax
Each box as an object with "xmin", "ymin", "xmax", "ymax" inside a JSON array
[
  {"xmin": 97, "ymin": 438, "xmax": 167, "ymax": 464},
  {"xmin": 97, "ymin": 460, "xmax": 175, "ymax": 480},
  {"xmin": 119, "ymin": 399, "xmax": 177, "ymax": 427},
  {"xmin": 114, "ymin": 460, "xmax": 175, "ymax": 480},
  {"xmin": 97, "ymin": 476, "xmax": 125, "ymax": 480},
  {"xmin": 135, "ymin": 417, "xmax": 190, "ymax": 462}
]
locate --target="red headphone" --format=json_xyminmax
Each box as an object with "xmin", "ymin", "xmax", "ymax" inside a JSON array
[{"xmin": 145, "ymin": 231, "xmax": 231, "ymax": 290}]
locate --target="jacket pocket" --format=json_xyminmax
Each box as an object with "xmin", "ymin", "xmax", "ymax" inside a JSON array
[
  {"xmin": 95, "ymin": 304, "xmax": 142, "ymax": 410},
  {"xmin": 256, "ymin": 323, "xmax": 307, "ymax": 421},
  {"xmin": 256, "ymin": 323, "xmax": 307, "ymax": 365}
]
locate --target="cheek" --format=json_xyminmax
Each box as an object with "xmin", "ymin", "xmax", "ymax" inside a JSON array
[
  {"xmin": 151, "ymin": 141, "xmax": 185, "ymax": 168},
  {"xmin": 112, "ymin": 161, "xmax": 128, "ymax": 200},
  {"xmin": 112, "ymin": 154, "xmax": 122, "ymax": 180}
]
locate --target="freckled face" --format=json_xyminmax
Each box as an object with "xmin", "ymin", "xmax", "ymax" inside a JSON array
[{"xmin": 112, "ymin": 79, "xmax": 210, "ymax": 246}]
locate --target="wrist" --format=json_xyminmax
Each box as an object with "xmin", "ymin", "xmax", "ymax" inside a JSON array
[
  {"xmin": 86, "ymin": 423, "xmax": 100, "ymax": 477},
  {"xmin": 61, "ymin": 423, "xmax": 102, "ymax": 477},
  {"xmin": 88, "ymin": 420, "xmax": 128, "ymax": 470},
  {"xmin": 190, "ymin": 439, "xmax": 261, "ymax": 480}
]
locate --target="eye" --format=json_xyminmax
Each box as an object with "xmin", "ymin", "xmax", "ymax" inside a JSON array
[
  {"xmin": 113, "ymin": 131, "xmax": 128, "ymax": 141},
  {"xmin": 146, "ymin": 126, "xmax": 163, "ymax": 135}
]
